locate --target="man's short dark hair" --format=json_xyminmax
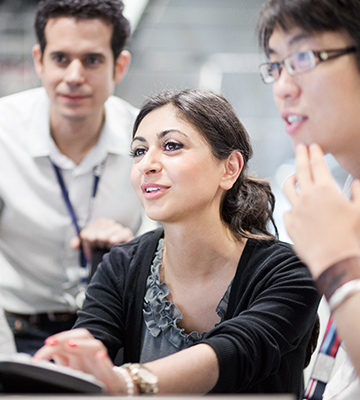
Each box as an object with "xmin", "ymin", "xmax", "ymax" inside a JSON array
[
  {"xmin": 257, "ymin": 0, "xmax": 360, "ymax": 69},
  {"xmin": 35, "ymin": 0, "xmax": 131, "ymax": 60}
]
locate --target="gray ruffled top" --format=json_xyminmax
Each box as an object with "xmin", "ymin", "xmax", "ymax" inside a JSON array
[{"xmin": 140, "ymin": 238, "xmax": 232, "ymax": 363}]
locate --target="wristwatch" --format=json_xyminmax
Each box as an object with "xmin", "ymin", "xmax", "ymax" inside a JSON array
[{"xmin": 122, "ymin": 363, "xmax": 158, "ymax": 394}]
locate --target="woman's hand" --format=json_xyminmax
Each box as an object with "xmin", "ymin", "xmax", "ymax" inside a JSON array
[
  {"xmin": 282, "ymin": 143, "xmax": 360, "ymax": 278},
  {"xmin": 33, "ymin": 329, "xmax": 126, "ymax": 394}
]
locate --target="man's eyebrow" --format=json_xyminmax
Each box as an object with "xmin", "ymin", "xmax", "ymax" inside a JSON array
[
  {"xmin": 49, "ymin": 51, "xmax": 106, "ymax": 59},
  {"xmin": 49, "ymin": 51, "xmax": 66, "ymax": 57},
  {"xmin": 268, "ymin": 31, "xmax": 313, "ymax": 56},
  {"xmin": 85, "ymin": 52, "xmax": 106, "ymax": 60}
]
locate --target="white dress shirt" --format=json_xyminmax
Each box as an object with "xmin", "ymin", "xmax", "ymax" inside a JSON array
[
  {"xmin": 323, "ymin": 353, "xmax": 360, "ymax": 400},
  {"xmin": 0, "ymin": 87, "xmax": 145, "ymax": 314},
  {"xmin": 0, "ymin": 307, "xmax": 16, "ymax": 354}
]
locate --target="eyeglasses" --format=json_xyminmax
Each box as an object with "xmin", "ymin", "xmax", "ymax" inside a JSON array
[{"xmin": 259, "ymin": 46, "xmax": 357, "ymax": 84}]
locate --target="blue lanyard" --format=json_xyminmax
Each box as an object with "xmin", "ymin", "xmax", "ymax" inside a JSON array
[{"xmin": 51, "ymin": 161, "xmax": 102, "ymax": 269}]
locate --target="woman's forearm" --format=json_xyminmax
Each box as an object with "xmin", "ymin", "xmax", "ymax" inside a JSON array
[{"xmin": 144, "ymin": 344, "xmax": 219, "ymax": 394}]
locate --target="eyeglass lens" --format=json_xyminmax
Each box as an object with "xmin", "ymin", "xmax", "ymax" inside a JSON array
[{"xmin": 291, "ymin": 51, "xmax": 315, "ymax": 73}]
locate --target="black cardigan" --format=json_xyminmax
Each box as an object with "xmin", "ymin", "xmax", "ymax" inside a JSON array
[{"xmin": 75, "ymin": 228, "xmax": 320, "ymax": 397}]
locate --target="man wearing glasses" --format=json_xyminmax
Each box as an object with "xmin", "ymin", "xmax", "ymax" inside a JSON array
[
  {"xmin": 258, "ymin": 0, "xmax": 360, "ymax": 399},
  {"xmin": 259, "ymin": 47, "xmax": 356, "ymax": 85}
]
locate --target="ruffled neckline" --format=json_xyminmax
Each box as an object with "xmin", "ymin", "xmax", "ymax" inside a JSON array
[{"xmin": 143, "ymin": 238, "xmax": 231, "ymax": 350}]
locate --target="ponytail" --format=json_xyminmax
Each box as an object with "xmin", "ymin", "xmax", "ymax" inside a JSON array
[{"xmin": 221, "ymin": 172, "xmax": 278, "ymax": 241}]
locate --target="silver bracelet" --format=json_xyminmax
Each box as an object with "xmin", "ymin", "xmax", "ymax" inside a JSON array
[
  {"xmin": 114, "ymin": 366, "xmax": 135, "ymax": 396},
  {"xmin": 328, "ymin": 278, "xmax": 360, "ymax": 312}
]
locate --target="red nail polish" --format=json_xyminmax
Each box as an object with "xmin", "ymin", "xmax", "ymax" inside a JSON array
[
  {"xmin": 67, "ymin": 340, "xmax": 77, "ymax": 348},
  {"xmin": 45, "ymin": 338, "xmax": 59, "ymax": 346}
]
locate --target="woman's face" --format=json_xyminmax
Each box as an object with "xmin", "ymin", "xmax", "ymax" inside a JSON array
[
  {"xmin": 130, "ymin": 105, "xmax": 229, "ymax": 224},
  {"xmin": 269, "ymin": 26, "xmax": 360, "ymax": 163}
]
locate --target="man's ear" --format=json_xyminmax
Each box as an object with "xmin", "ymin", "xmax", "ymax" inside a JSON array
[
  {"xmin": 114, "ymin": 50, "xmax": 131, "ymax": 84},
  {"xmin": 220, "ymin": 151, "xmax": 244, "ymax": 190},
  {"xmin": 32, "ymin": 44, "xmax": 44, "ymax": 79}
]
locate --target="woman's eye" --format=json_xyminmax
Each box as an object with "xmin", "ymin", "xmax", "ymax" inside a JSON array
[
  {"xmin": 164, "ymin": 141, "xmax": 183, "ymax": 151},
  {"xmin": 130, "ymin": 147, "xmax": 147, "ymax": 158}
]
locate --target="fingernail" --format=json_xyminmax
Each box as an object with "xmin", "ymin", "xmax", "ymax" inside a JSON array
[
  {"xmin": 67, "ymin": 340, "xmax": 77, "ymax": 348},
  {"xmin": 45, "ymin": 338, "xmax": 59, "ymax": 346}
]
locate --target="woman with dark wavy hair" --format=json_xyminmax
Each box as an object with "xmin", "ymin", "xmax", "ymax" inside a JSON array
[{"xmin": 35, "ymin": 88, "xmax": 319, "ymax": 397}]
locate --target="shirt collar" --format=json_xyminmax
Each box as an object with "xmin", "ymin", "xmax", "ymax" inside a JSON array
[
  {"xmin": 101, "ymin": 96, "xmax": 133, "ymax": 156},
  {"xmin": 27, "ymin": 90, "xmax": 131, "ymax": 161}
]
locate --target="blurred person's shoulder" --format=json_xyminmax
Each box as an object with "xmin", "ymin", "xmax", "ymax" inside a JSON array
[
  {"xmin": 0, "ymin": 87, "xmax": 48, "ymax": 113},
  {"xmin": 0, "ymin": 87, "xmax": 50, "ymax": 147},
  {"xmin": 105, "ymin": 94, "xmax": 139, "ymax": 122},
  {"xmin": 103, "ymin": 95, "xmax": 139, "ymax": 145}
]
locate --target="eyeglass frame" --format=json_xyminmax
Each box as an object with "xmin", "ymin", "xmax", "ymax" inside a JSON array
[{"xmin": 259, "ymin": 46, "xmax": 357, "ymax": 84}]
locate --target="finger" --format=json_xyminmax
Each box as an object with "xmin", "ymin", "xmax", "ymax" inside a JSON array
[
  {"xmin": 33, "ymin": 348, "xmax": 57, "ymax": 361},
  {"xmin": 88, "ymin": 225, "xmax": 121, "ymax": 247},
  {"xmin": 294, "ymin": 144, "xmax": 313, "ymax": 191},
  {"xmin": 308, "ymin": 143, "xmax": 333, "ymax": 184},
  {"xmin": 107, "ymin": 228, "xmax": 134, "ymax": 246},
  {"xmin": 70, "ymin": 236, "xmax": 81, "ymax": 250},
  {"xmin": 71, "ymin": 234, "xmax": 92, "ymax": 261},
  {"xmin": 62, "ymin": 344, "xmax": 102, "ymax": 372},
  {"xmin": 63, "ymin": 337, "xmax": 106, "ymax": 354},
  {"xmin": 85, "ymin": 227, "xmax": 134, "ymax": 249},
  {"xmin": 36, "ymin": 340, "xmax": 105, "ymax": 370},
  {"xmin": 33, "ymin": 329, "xmax": 92, "ymax": 360},
  {"xmin": 52, "ymin": 353, "xmax": 71, "ymax": 367},
  {"xmin": 283, "ymin": 211, "xmax": 295, "ymax": 241},
  {"xmin": 81, "ymin": 239, "xmax": 93, "ymax": 261},
  {"xmin": 282, "ymin": 174, "xmax": 298, "ymax": 205},
  {"xmin": 43, "ymin": 330, "xmax": 94, "ymax": 351},
  {"xmin": 48, "ymin": 329, "xmax": 92, "ymax": 342},
  {"xmin": 64, "ymin": 340, "xmax": 107, "ymax": 373},
  {"xmin": 351, "ymin": 179, "xmax": 360, "ymax": 203},
  {"xmin": 33, "ymin": 334, "xmax": 61, "ymax": 360}
]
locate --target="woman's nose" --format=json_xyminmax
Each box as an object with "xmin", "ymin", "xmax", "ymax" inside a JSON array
[{"xmin": 138, "ymin": 149, "xmax": 162, "ymax": 175}]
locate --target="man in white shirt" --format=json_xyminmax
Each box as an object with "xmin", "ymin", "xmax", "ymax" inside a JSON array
[{"xmin": 0, "ymin": 0, "xmax": 151, "ymax": 355}]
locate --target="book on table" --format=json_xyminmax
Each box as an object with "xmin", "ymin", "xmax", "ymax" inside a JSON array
[{"xmin": 0, "ymin": 353, "xmax": 105, "ymax": 393}]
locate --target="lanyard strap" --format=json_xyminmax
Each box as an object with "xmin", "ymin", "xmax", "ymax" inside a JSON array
[
  {"xmin": 51, "ymin": 161, "xmax": 102, "ymax": 269},
  {"xmin": 303, "ymin": 316, "xmax": 341, "ymax": 399}
]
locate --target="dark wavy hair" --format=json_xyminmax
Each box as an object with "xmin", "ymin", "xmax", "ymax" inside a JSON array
[
  {"xmin": 133, "ymin": 89, "xmax": 278, "ymax": 241},
  {"xmin": 257, "ymin": 0, "xmax": 360, "ymax": 69},
  {"xmin": 35, "ymin": 0, "xmax": 131, "ymax": 60}
]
